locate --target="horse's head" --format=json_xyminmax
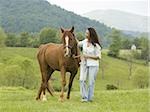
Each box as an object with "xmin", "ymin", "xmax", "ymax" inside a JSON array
[{"xmin": 60, "ymin": 26, "xmax": 77, "ymax": 57}]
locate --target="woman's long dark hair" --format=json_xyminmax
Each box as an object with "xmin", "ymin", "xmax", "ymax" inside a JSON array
[{"xmin": 88, "ymin": 27, "xmax": 102, "ymax": 48}]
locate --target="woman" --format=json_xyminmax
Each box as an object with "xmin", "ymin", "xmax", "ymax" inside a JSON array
[{"xmin": 74, "ymin": 27, "xmax": 102, "ymax": 102}]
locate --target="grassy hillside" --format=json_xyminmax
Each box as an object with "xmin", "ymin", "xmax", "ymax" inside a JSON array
[
  {"xmin": 0, "ymin": 47, "xmax": 149, "ymax": 111},
  {"xmin": 0, "ymin": 87, "xmax": 149, "ymax": 112},
  {"xmin": 0, "ymin": 47, "xmax": 148, "ymax": 91}
]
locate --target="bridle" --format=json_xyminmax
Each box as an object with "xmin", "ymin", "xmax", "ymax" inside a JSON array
[
  {"xmin": 64, "ymin": 45, "xmax": 73, "ymax": 49},
  {"xmin": 63, "ymin": 38, "xmax": 78, "ymax": 57}
]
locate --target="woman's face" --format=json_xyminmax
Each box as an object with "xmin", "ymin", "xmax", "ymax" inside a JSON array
[{"xmin": 85, "ymin": 29, "xmax": 90, "ymax": 39}]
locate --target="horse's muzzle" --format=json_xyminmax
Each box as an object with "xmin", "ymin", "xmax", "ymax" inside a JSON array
[
  {"xmin": 64, "ymin": 47, "xmax": 71, "ymax": 57},
  {"xmin": 64, "ymin": 53, "xmax": 71, "ymax": 58}
]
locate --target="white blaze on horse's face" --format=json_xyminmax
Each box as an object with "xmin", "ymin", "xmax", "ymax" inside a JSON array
[{"xmin": 64, "ymin": 36, "xmax": 70, "ymax": 57}]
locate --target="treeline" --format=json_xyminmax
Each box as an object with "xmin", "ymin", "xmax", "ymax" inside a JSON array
[
  {"xmin": 0, "ymin": 26, "xmax": 149, "ymax": 62},
  {"xmin": 107, "ymin": 28, "xmax": 149, "ymax": 63},
  {"xmin": 5, "ymin": 27, "xmax": 60, "ymax": 48},
  {"xmin": 1, "ymin": 26, "xmax": 84, "ymax": 48}
]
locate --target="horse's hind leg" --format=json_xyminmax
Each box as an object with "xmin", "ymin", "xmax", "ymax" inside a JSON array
[
  {"xmin": 36, "ymin": 83, "xmax": 43, "ymax": 100},
  {"xmin": 36, "ymin": 69, "xmax": 47, "ymax": 100},
  {"xmin": 46, "ymin": 67, "xmax": 54, "ymax": 96},
  {"xmin": 36, "ymin": 60, "xmax": 49, "ymax": 101},
  {"xmin": 36, "ymin": 65, "xmax": 54, "ymax": 101}
]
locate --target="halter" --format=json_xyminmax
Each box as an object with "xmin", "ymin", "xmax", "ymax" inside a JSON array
[
  {"xmin": 63, "ymin": 33, "xmax": 78, "ymax": 58},
  {"xmin": 64, "ymin": 45, "xmax": 72, "ymax": 49}
]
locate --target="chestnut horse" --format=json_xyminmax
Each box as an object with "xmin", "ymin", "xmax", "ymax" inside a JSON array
[{"xmin": 36, "ymin": 26, "xmax": 80, "ymax": 101}]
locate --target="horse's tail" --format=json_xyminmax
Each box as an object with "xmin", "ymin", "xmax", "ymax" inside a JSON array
[{"xmin": 37, "ymin": 44, "xmax": 54, "ymax": 96}]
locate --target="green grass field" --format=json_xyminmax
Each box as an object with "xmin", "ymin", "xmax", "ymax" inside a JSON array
[
  {"xmin": 0, "ymin": 47, "xmax": 148, "ymax": 90},
  {"xmin": 0, "ymin": 87, "xmax": 149, "ymax": 112},
  {"xmin": 0, "ymin": 47, "xmax": 149, "ymax": 112}
]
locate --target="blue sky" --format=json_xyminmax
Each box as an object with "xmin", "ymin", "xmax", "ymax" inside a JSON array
[{"xmin": 47, "ymin": 0, "xmax": 149, "ymax": 16}]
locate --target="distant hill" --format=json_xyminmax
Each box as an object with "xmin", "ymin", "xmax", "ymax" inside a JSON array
[
  {"xmin": 83, "ymin": 9, "xmax": 149, "ymax": 32},
  {"xmin": 0, "ymin": 0, "xmax": 111, "ymax": 39}
]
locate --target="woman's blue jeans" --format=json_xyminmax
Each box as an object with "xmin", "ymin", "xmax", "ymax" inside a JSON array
[{"xmin": 80, "ymin": 66, "xmax": 99, "ymax": 101}]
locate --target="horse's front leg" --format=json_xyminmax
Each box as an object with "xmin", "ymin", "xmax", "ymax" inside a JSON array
[
  {"xmin": 67, "ymin": 71, "xmax": 77, "ymax": 99},
  {"xmin": 59, "ymin": 67, "xmax": 66, "ymax": 102}
]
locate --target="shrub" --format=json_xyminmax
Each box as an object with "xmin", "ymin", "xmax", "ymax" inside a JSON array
[
  {"xmin": 132, "ymin": 69, "xmax": 149, "ymax": 89},
  {"xmin": 0, "ymin": 55, "xmax": 38, "ymax": 89},
  {"xmin": 3, "ymin": 65, "xmax": 23, "ymax": 86},
  {"xmin": 106, "ymin": 84, "xmax": 118, "ymax": 90},
  {"xmin": 107, "ymin": 29, "xmax": 122, "ymax": 58},
  {"xmin": 132, "ymin": 50, "xmax": 141, "ymax": 59}
]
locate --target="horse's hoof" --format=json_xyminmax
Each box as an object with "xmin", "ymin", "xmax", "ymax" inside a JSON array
[
  {"xmin": 42, "ymin": 98, "xmax": 47, "ymax": 102},
  {"xmin": 66, "ymin": 96, "xmax": 70, "ymax": 99},
  {"xmin": 36, "ymin": 97, "xmax": 40, "ymax": 100},
  {"xmin": 42, "ymin": 95, "xmax": 47, "ymax": 101}
]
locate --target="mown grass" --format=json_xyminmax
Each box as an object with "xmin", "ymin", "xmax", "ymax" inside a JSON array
[{"xmin": 0, "ymin": 87, "xmax": 149, "ymax": 112}]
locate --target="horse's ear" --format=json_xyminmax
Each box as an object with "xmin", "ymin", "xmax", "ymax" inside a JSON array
[
  {"xmin": 70, "ymin": 26, "xmax": 74, "ymax": 33},
  {"xmin": 60, "ymin": 27, "xmax": 64, "ymax": 33}
]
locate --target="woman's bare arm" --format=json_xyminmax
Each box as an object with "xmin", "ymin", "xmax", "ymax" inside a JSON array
[
  {"xmin": 73, "ymin": 54, "xmax": 99, "ymax": 60},
  {"xmin": 73, "ymin": 55, "xmax": 81, "ymax": 59},
  {"xmin": 84, "ymin": 55, "xmax": 99, "ymax": 60}
]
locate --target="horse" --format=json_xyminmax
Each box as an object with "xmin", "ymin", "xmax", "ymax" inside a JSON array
[{"xmin": 36, "ymin": 26, "xmax": 80, "ymax": 102}]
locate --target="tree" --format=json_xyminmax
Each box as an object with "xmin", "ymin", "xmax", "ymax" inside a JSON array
[
  {"xmin": 5, "ymin": 33, "xmax": 17, "ymax": 47},
  {"xmin": 133, "ymin": 38, "xmax": 141, "ymax": 49},
  {"xmin": 76, "ymin": 32, "xmax": 84, "ymax": 41},
  {"xmin": 28, "ymin": 33, "xmax": 40, "ymax": 48},
  {"xmin": 0, "ymin": 27, "xmax": 6, "ymax": 56},
  {"xmin": 18, "ymin": 32, "xmax": 30, "ymax": 47},
  {"xmin": 100, "ymin": 54, "xmax": 109, "ymax": 79},
  {"xmin": 0, "ymin": 27, "xmax": 6, "ymax": 47},
  {"xmin": 125, "ymin": 51, "xmax": 134, "ymax": 80},
  {"xmin": 108, "ymin": 29, "xmax": 122, "ymax": 57},
  {"xmin": 39, "ymin": 27, "xmax": 58, "ymax": 44},
  {"xmin": 140, "ymin": 36, "xmax": 149, "ymax": 64},
  {"xmin": 122, "ymin": 38, "xmax": 132, "ymax": 49}
]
